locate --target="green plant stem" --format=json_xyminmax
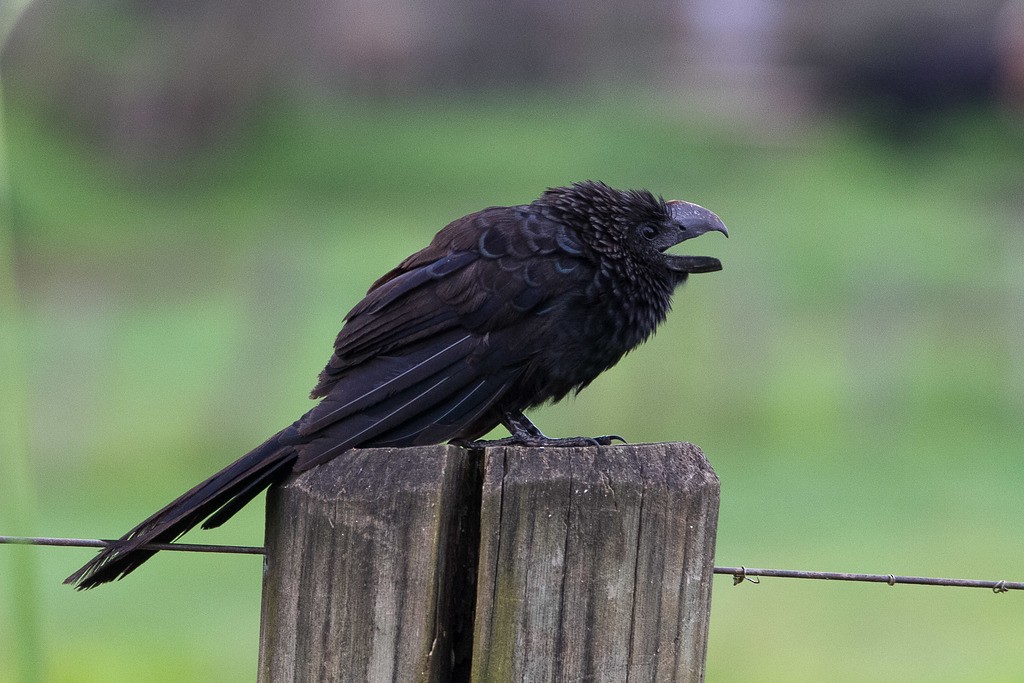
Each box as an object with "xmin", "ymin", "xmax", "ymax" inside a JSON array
[{"xmin": 1, "ymin": 2, "xmax": 43, "ymax": 681}]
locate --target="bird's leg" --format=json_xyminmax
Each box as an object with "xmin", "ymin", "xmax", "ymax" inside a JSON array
[{"xmin": 463, "ymin": 410, "xmax": 625, "ymax": 448}]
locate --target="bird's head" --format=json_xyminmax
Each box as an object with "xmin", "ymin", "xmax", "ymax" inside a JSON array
[{"xmin": 538, "ymin": 180, "xmax": 728, "ymax": 279}]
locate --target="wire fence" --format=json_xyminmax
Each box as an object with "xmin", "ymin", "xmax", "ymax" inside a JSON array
[
  {"xmin": 0, "ymin": 535, "xmax": 263, "ymax": 555},
  {"xmin": 3, "ymin": 534, "xmax": 1019, "ymax": 593}
]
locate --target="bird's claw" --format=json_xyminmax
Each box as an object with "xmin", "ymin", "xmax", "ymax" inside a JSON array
[{"xmin": 459, "ymin": 434, "xmax": 626, "ymax": 449}]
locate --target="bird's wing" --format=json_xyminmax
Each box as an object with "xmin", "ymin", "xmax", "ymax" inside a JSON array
[{"xmin": 292, "ymin": 207, "xmax": 594, "ymax": 470}]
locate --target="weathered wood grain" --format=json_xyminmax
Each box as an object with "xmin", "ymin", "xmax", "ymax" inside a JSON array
[
  {"xmin": 258, "ymin": 442, "xmax": 719, "ymax": 682},
  {"xmin": 470, "ymin": 443, "xmax": 719, "ymax": 683},
  {"xmin": 257, "ymin": 444, "xmax": 481, "ymax": 683}
]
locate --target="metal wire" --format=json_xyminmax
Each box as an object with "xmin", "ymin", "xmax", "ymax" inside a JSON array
[
  {"xmin": 0, "ymin": 535, "xmax": 263, "ymax": 554},
  {"xmin": 1, "ymin": 535, "xmax": 1019, "ymax": 592},
  {"xmin": 714, "ymin": 566, "xmax": 1021, "ymax": 593}
]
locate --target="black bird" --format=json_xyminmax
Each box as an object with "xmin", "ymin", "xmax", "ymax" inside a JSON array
[{"xmin": 65, "ymin": 180, "xmax": 727, "ymax": 589}]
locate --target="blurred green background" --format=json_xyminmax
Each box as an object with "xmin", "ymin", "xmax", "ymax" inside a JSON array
[{"xmin": 2, "ymin": 1, "xmax": 1024, "ymax": 681}]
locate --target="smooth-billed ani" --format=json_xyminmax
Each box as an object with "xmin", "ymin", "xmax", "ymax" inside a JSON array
[{"xmin": 66, "ymin": 180, "xmax": 727, "ymax": 589}]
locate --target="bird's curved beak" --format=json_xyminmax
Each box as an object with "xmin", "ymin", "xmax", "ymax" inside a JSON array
[
  {"xmin": 666, "ymin": 200, "xmax": 729, "ymax": 240},
  {"xmin": 663, "ymin": 200, "xmax": 727, "ymax": 275}
]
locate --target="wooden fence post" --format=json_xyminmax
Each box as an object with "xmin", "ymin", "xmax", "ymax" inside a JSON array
[
  {"xmin": 471, "ymin": 443, "xmax": 719, "ymax": 682},
  {"xmin": 258, "ymin": 445, "xmax": 482, "ymax": 682},
  {"xmin": 258, "ymin": 442, "xmax": 719, "ymax": 683}
]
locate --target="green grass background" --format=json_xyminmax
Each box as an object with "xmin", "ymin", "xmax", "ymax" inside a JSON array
[{"xmin": 2, "ymin": 92, "xmax": 1024, "ymax": 681}]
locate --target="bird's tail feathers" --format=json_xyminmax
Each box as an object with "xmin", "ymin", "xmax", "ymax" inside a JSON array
[{"xmin": 64, "ymin": 423, "xmax": 300, "ymax": 589}]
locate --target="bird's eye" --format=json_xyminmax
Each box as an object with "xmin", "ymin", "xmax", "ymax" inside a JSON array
[{"xmin": 640, "ymin": 225, "xmax": 658, "ymax": 240}]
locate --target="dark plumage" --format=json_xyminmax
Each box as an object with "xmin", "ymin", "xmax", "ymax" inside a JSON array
[{"xmin": 65, "ymin": 180, "xmax": 727, "ymax": 589}]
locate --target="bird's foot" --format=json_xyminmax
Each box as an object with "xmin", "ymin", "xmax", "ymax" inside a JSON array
[
  {"xmin": 455, "ymin": 410, "xmax": 625, "ymax": 449},
  {"xmin": 462, "ymin": 433, "xmax": 626, "ymax": 449}
]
